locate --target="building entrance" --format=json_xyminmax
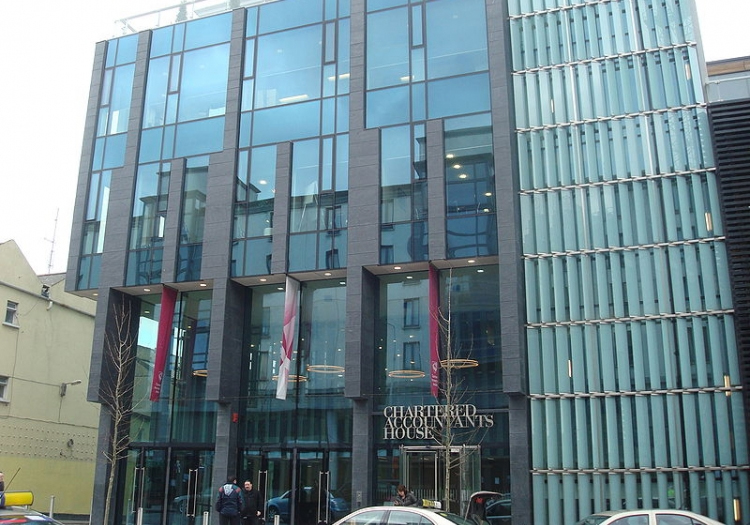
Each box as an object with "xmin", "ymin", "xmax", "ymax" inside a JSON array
[
  {"xmin": 122, "ymin": 448, "xmax": 214, "ymax": 525},
  {"xmin": 241, "ymin": 449, "xmax": 351, "ymax": 525},
  {"xmin": 400, "ymin": 445, "xmax": 481, "ymax": 515}
]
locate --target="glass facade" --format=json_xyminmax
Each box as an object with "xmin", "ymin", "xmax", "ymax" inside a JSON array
[
  {"xmin": 68, "ymin": 1, "xmax": 748, "ymax": 525},
  {"xmin": 511, "ymin": 1, "xmax": 748, "ymax": 524}
]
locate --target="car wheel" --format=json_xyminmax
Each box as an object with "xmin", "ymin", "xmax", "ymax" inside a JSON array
[
  {"xmin": 178, "ymin": 501, "xmax": 187, "ymax": 514},
  {"xmin": 267, "ymin": 506, "xmax": 279, "ymax": 522}
]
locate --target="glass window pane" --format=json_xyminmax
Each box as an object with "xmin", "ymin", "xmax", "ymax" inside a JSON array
[
  {"xmin": 108, "ymin": 64, "xmax": 135, "ymax": 134},
  {"xmin": 425, "ymin": 0, "xmax": 488, "ymax": 79},
  {"xmin": 174, "ymin": 117, "xmax": 225, "ymax": 157},
  {"xmin": 367, "ymin": 8, "xmax": 409, "ymax": 89},
  {"xmin": 428, "ymin": 73, "xmax": 490, "ymax": 119},
  {"xmin": 288, "ymin": 233, "xmax": 318, "ymax": 272},
  {"xmin": 184, "ymin": 13, "xmax": 231, "ymax": 50},
  {"xmin": 366, "ymin": 86, "xmax": 409, "ymax": 128},
  {"xmin": 178, "ymin": 44, "xmax": 230, "ymax": 122},
  {"xmin": 252, "ymin": 101, "xmax": 321, "ymax": 145},
  {"xmin": 259, "ymin": 0, "xmax": 323, "ymax": 34},
  {"xmin": 255, "ymin": 26, "xmax": 323, "ymax": 109},
  {"xmin": 115, "ymin": 34, "xmax": 138, "ymax": 65},
  {"xmin": 151, "ymin": 26, "xmax": 173, "ymax": 57},
  {"xmin": 246, "ymin": 237, "xmax": 273, "ymax": 275},
  {"xmin": 103, "ymin": 134, "xmax": 127, "ymax": 169},
  {"xmin": 144, "ymin": 57, "xmax": 170, "ymax": 128}
]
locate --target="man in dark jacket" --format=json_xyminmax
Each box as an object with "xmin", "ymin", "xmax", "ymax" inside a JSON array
[
  {"xmin": 216, "ymin": 475, "xmax": 244, "ymax": 525},
  {"xmin": 241, "ymin": 480, "xmax": 262, "ymax": 525}
]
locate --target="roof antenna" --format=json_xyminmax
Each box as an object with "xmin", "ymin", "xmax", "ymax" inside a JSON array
[{"xmin": 45, "ymin": 208, "xmax": 59, "ymax": 274}]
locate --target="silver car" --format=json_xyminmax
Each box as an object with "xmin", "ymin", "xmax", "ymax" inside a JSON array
[
  {"xmin": 575, "ymin": 509, "xmax": 725, "ymax": 525},
  {"xmin": 333, "ymin": 506, "xmax": 476, "ymax": 525}
]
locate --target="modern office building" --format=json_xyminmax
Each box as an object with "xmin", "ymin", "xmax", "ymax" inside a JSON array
[
  {"xmin": 706, "ymin": 56, "xmax": 750, "ymax": 458},
  {"xmin": 66, "ymin": 1, "xmax": 749, "ymax": 524},
  {"xmin": 1, "ymin": 240, "xmax": 99, "ymax": 519}
]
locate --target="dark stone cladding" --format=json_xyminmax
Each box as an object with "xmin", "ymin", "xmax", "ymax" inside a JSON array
[{"xmin": 486, "ymin": 0, "xmax": 532, "ymax": 523}]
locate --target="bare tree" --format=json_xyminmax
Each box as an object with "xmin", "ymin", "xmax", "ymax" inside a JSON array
[
  {"xmin": 100, "ymin": 298, "xmax": 137, "ymax": 525},
  {"xmin": 432, "ymin": 270, "xmax": 486, "ymax": 514}
]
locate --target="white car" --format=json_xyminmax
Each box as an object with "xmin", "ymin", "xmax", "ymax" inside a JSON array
[
  {"xmin": 333, "ymin": 506, "xmax": 476, "ymax": 525},
  {"xmin": 575, "ymin": 509, "xmax": 725, "ymax": 525}
]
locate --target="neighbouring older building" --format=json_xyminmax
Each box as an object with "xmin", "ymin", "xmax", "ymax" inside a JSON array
[
  {"xmin": 65, "ymin": 1, "xmax": 749, "ymax": 524},
  {"xmin": 0, "ymin": 239, "xmax": 99, "ymax": 519}
]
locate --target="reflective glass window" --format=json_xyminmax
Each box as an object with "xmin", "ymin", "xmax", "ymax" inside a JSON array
[
  {"xmin": 178, "ymin": 44, "xmax": 230, "ymax": 122},
  {"xmin": 252, "ymin": 101, "xmax": 321, "ymax": 145},
  {"xmin": 259, "ymin": 0, "xmax": 323, "ymax": 34},
  {"xmin": 366, "ymin": 86, "xmax": 409, "ymax": 128},
  {"xmin": 103, "ymin": 134, "xmax": 127, "ymax": 169},
  {"xmin": 184, "ymin": 13, "xmax": 231, "ymax": 50},
  {"xmin": 374, "ymin": 272, "xmax": 431, "ymax": 407},
  {"xmin": 174, "ymin": 117, "xmax": 225, "ymax": 158},
  {"xmin": 367, "ymin": 0, "xmax": 407, "ymax": 11},
  {"xmin": 143, "ymin": 56, "xmax": 170, "ymax": 128},
  {"xmin": 151, "ymin": 26, "xmax": 173, "ymax": 57},
  {"xmin": 366, "ymin": 8, "xmax": 409, "ymax": 90},
  {"xmin": 425, "ymin": 0, "xmax": 488, "ymax": 80},
  {"xmin": 114, "ymin": 34, "xmax": 138, "ymax": 65},
  {"xmin": 109, "ymin": 63, "xmax": 135, "ymax": 134},
  {"xmin": 288, "ymin": 233, "xmax": 318, "ymax": 272},
  {"xmin": 176, "ymin": 157, "xmax": 208, "ymax": 282},
  {"xmin": 130, "ymin": 163, "xmax": 170, "ymax": 251},
  {"xmin": 427, "ymin": 73, "xmax": 490, "ymax": 119},
  {"xmin": 255, "ymin": 26, "xmax": 323, "ymax": 109}
]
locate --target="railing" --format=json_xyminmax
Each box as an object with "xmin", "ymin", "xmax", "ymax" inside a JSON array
[
  {"xmin": 706, "ymin": 74, "xmax": 750, "ymax": 102},
  {"xmin": 115, "ymin": 0, "xmax": 280, "ymax": 35}
]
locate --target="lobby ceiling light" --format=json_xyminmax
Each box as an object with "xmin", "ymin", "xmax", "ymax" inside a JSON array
[
  {"xmin": 388, "ymin": 369, "xmax": 426, "ymax": 378},
  {"xmin": 440, "ymin": 358, "xmax": 478, "ymax": 369},
  {"xmin": 307, "ymin": 364, "xmax": 345, "ymax": 374}
]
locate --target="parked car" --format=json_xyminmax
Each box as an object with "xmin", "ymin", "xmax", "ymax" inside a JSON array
[
  {"xmin": 266, "ymin": 487, "xmax": 350, "ymax": 522},
  {"xmin": 172, "ymin": 487, "xmax": 214, "ymax": 514},
  {"xmin": 465, "ymin": 491, "xmax": 511, "ymax": 525},
  {"xmin": 333, "ymin": 506, "xmax": 476, "ymax": 525},
  {"xmin": 0, "ymin": 492, "xmax": 66, "ymax": 525},
  {"xmin": 575, "ymin": 509, "xmax": 725, "ymax": 525}
]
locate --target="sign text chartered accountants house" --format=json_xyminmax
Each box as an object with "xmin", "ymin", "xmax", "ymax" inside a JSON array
[{"xmin": 383, "ymin": 404, "xmax": 494, "ymax": 440}]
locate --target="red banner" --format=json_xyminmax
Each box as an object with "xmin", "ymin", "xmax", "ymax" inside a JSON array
[
  {"xmin": 150, "ymin": 286, "xmax": 177, "ymax": 401},
  {"xmin": 429, "ymin": 265, "xmax": 440, "ymax": 398},
  {"xmin": 276, "ymin": 276, "xmax": 300, "ymax": 400}
]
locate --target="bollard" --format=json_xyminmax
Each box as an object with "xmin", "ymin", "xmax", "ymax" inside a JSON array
[
  {"xmin": 274, "ymin": 514, "xmax": 280, "ymax": 525},
  {"xmin": 137, "ymin": 507, "xmax": 144, "ymax": 525},
  {"xmin": 203, "ymin": 511, "xmax": 210, "ymax": 525},
  {"xmin": 49, "ymin": 495, "xmax": 55, "ymax": 518}
]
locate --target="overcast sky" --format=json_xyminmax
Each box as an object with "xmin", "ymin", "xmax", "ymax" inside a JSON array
[{"xmin": 0, "ymin": 0, "xmax": 748, "ymax": 276}]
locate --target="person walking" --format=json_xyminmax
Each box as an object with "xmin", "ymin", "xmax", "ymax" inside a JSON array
[
  {"xmin": 216, "ymin": 475, "xmax": 244, "ymax": 525},
  {"xmin": 394, "ymin": 485, "xmax": 418, "ymax": 507},
  {"xmin": 242, "ymin": 479, "xmax": 263, "ymax": 525}
]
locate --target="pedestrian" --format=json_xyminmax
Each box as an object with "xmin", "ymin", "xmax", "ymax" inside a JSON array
[
  {"xmin": 0, "ymin": 471, "xmax": 5, "ymax": 509},
  {"xmin": 394, "ymin": 484, "xmax": 418, "ymax": 507},
  {"xmin": 241, "ymin": 479, "xmax": 263, "ymax": 525},
  {"xmin": 216, "ymin": 475, "xmax": 244, "ymax": 525}
]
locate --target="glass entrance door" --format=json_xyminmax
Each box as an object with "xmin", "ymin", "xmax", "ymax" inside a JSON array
[
  {"xmin": 123, "ymin": 449, "xmax": 168, "ymax": 525},
  {"xmin": 166, "ymin": 450, "xmax": 214, "ymax": 525},
  {"xmin": 121, "ymin": 448, "xmax": 214, "ymax": 525},
  {"xmin": 245, "ymin": 449, "xmax": 351, "ymax": 525},
  {"xmin": 400, "ymin": 446, "xmax": 480, "ymax": 515}
]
